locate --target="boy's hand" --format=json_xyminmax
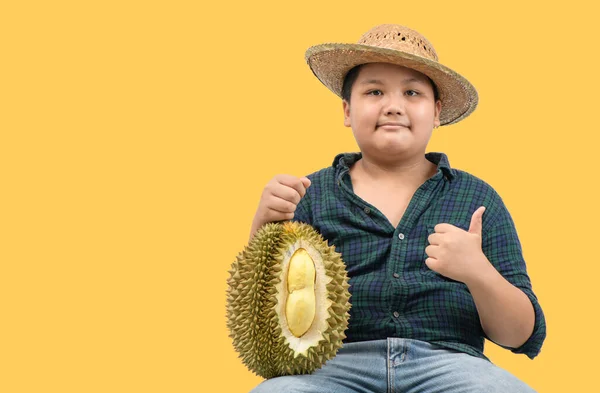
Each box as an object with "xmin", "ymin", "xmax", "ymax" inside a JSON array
[
  {"xmin": 249, "ymin": 175, "xmax": 311, "ymax": 240},
  {"xmin": 424, "ymin": 206, "xmax": 493, "ymax": 284}
]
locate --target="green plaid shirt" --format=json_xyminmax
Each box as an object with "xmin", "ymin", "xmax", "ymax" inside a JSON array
[{"xmin": 291, "ymin": 152, "xmax": 546, "ymax": 360}]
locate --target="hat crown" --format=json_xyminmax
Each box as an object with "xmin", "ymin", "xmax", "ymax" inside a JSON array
[{"xmin": 357, "ymin": 24, "xmax": 438, "ymax": 62}]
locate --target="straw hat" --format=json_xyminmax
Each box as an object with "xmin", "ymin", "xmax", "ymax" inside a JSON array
[{"xmin": 305, "ymin": 24, "xmax": 478, "ymax": 125}]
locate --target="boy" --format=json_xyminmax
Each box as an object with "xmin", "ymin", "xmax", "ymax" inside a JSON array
[{"xmin": 249, "ymin": 24, "xmax": 545, "ymax": 392}]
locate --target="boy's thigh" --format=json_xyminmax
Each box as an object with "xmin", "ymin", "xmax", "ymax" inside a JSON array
[
  {"xmin": 405, "ymin": 344, "xmax": 536, "ymax": 393},
  {"xmin": 250, "ymin": 339, "xmax": 388, "ymax": 393},
  {"xmin": 250, "ymin": 374, "xmax": 345, "ymax": 393}
]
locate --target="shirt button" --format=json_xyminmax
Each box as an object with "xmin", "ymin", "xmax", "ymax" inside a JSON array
[
  {"xmin": 393, "ymin": 273, "xmax": 400, "ymax": 278},
  {"xmin": 398, "ymin": 233, "xmax": 405, "ymax": 240},
  {"xmin": 393, "ymin": 311, "xmax": 400, "ymax": 318},
  {"xmin": 364, "ymin": 207, "xmax": 371, "ymax": 214}
]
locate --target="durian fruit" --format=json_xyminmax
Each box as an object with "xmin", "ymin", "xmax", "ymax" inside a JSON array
[{"xmin": 226, "ymin": 221, "xmax": 351, "ymax": 379}]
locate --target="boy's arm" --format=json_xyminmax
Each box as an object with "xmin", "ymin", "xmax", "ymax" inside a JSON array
[
  {"xmin": 464, "ymin": 256, "xmax": 535, "ymax": 348},
  {"xmin": 471, "ymin": 195, "xmax": 546, "ymax": 358},
  {"xmin": 426, "ymin": 201, "xmax": 545, "ymax": 356}
]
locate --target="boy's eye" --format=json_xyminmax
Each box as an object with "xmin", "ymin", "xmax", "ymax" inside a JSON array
[
  {"xmin": 367, "ymin": 90, "xmax": 383, "ymax": 96},
  {"xmin": 406, "ymin": 90, "xmax": 419, "ymax": 96}
]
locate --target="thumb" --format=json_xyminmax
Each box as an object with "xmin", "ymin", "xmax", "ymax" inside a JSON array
[
  {"xmin": 468, "ymin": 206, "xmax": 485, "ymax": 235},
  {"xmin": 300, "ymin": 177, "xmax": 311, "ymax": 188}
]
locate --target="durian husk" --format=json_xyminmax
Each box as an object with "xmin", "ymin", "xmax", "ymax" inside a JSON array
[{"xmin": 226, "ymin": 221, "xmax": 351, "ymax": 379}]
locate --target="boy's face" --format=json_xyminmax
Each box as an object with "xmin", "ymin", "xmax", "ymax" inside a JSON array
[{"xmin": 343, "ymin": 63, "xmax": 441, "ymax": 160}]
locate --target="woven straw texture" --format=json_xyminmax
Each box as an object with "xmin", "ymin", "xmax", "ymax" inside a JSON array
[{"xmin": 305, "ymin": 25, "xmax": 478, "ymax": 126}]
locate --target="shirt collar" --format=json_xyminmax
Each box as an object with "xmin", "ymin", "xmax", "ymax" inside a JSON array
[{"xmin": 332, "ymin": 151, "xmax": 456, "ymax": 182}]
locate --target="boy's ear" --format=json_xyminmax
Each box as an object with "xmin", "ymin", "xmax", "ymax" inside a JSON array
[
  {"xmin": 433, "ymin": 99, "xmax": 442, "ymax": 128},
  {"xmin": 343, "ymin": 100, "xmax": 351, "ymax": 127}
]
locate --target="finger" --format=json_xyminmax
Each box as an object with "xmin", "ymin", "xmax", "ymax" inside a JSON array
[
  {"xmin": 266, "ymin": 195, "xmax": 298, "ymax": 214},
  {"xmin": 265, "ymin": 209, "xmax": 295, "ymax": 222},
  {"xmin": 276, "ymin": 175, "xmax": 309, "ymax": 199},
  {"xmin": 425, "ymin": 257, "xmax": 438, "ymax": 270},
  {"xmin": 424, "ymin": 244, "xmax": 438, "ymax": 258},
  {"xmin": 262, "ymin": 200, "xmax": 295, "ymax": 221},
  {"xmin": 427, "ymin": 233, "xmax": 441, "ymax": 245},
  {"xmin": 271, "ymin": 184, "xmax": 302, "ymax": 205},
  {"xmin": 433, "ymin": 223, "xmax": 453, "ymax": 233}
]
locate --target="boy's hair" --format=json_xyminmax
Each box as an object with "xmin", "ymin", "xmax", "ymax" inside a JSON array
[{"xmin": 341, "ymin": 64, "xmax": 440, "ymax": 104}]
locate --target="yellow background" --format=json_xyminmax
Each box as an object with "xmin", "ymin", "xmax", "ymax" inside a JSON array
[{"xmin": 1, "ymin": 1, "xmax": 598, "ymax": 392}]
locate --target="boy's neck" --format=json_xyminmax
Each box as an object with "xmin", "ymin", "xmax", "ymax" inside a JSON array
[{"xmin": 352, "ymin": 153, "xmax": 437, "ymax": 189}]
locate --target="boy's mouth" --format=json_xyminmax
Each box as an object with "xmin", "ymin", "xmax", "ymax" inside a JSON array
[{"xmin": 377, "ymin": 122, "xmax": 409, "ymax": 130}]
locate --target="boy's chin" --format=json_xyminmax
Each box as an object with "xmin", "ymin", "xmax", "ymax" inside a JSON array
[{"xmin": 364, "ymin": 144, "xmax": 417, "ymax": 158}]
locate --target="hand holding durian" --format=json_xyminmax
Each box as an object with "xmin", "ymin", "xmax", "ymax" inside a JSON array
[
  {"xmin": 226, "ymin": 175, "xmax": 351, "ymax": 379},
  {"xmin": 248, "ymin": 175, "xmax": 312, "ymax": 241}
]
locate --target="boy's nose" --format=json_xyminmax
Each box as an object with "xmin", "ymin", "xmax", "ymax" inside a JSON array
[
  {"xmin": 385, "ymin": 107, "xmax": 403, "ymax": 116},
  {"xmin": 383, "ymin": 96, "xmax": 405, "ymax": 116}
]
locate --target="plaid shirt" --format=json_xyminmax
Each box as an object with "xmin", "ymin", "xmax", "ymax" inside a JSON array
[{"xmin": 291, "ymin": 152, "xmax": 546, "ymax": 360}]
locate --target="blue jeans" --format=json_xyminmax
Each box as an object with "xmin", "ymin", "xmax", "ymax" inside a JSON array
[{"xmin": 250, "ymin": 338, "xmax": 536, "ymax": 393}]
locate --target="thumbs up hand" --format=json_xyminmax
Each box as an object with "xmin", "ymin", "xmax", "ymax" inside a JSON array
[{"xmin": 425, "ymin": 206, "xmax": 491, "ymax": 284}]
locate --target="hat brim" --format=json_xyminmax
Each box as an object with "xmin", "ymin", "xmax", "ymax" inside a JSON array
[{"xmin": 305, "ymin": 43, "xmax": 478, "ymax": 125}]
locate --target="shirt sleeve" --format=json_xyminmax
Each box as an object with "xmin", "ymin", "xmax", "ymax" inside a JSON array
[
  {"xmin": 290, "ymin": 175, "xmax": 313, "ymax": 226},
  {"xmin": 481, "ymin": 192, "xmax": 547, "ymax": 359}
]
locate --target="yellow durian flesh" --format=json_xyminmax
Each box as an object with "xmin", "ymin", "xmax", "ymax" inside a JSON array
[{"xmin": 285, "ymin": 248, "xmax": 316, "ymax": 337}]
